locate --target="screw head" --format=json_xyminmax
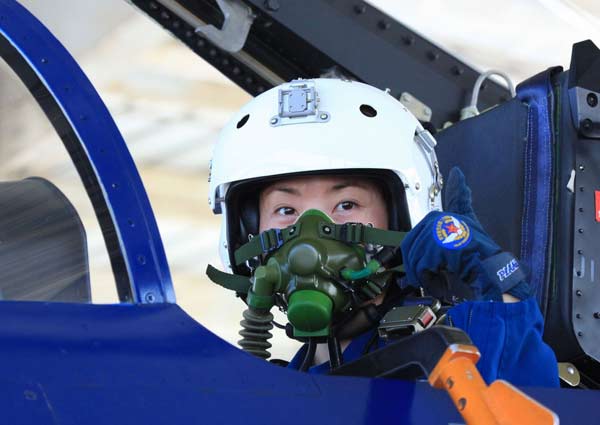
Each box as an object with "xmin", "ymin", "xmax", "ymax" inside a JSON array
[
  {"xmin": 323, "ymin": 226, "xmax": 331, "ymax": 234},
  {"xmin": 320, "ymin": 113, "xmax": 328, "ymax": 120},
  {"xmin": 354, "ymin": 4, "xmax": 366, "ymax": 14},
  {"xmin": 145, "ymin": 292, "xmax": 156, "ymax": 303},
  {"xmin": 270, "ymin": 117, "xmax": 278, "ymax": 125},
  {"xmin": 377, "ymin": 20, "xmax": 390, "ymax": 30},
  {"xmin": 415, "ymin": 183, "xmax": 421, "ymax": 190},
  {"xmin": 587, "ymin": 92, "xmax": 598, "ymax": 107},
  {"xmin": 264, "ymin": 0, "xmax": 280, "ymax": 11}
]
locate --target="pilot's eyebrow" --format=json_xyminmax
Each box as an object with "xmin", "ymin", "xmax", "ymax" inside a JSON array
[
  {"xmin": 273, "ymin": 186, "xmax": 301, "ymax": 196},
  {"xmin": 330, "ymin": 181, "xmax": 370, "ymax": 192}
]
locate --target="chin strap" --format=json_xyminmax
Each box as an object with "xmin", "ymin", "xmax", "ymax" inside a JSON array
[{"xmin": 206, "ymin": 264, "xmax": 251, "ymax": 293}]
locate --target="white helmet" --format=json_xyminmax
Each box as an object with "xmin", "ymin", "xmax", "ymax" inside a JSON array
[{"xmin": 209, "ymin": 78, "xmax": 443, "ymax": 274}]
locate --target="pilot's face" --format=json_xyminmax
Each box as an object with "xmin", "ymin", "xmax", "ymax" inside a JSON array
[{"xmin": 258, "ymin": 175, "xmax": 388, "ymax": 232}]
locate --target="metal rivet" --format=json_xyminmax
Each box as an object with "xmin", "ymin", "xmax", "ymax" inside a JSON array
[
  {"xmin": 567, "ymin": 366, "xmax": 575, "ymax": 375},
  {"xmin": 111, "ymin": 183, "xmax": 119, "ymax": 189},
  {"xmin": 289, "ymin": 227, "xmax": 295, "ymax": 234},
  {"xmin": 446, "ymin": 378, "xmax": 454, "ymax": 389},
  {"xmin": 320, "ymin": 113, "xmax": 328, "ymax": 120},
  {"xmin": 578, "ymin": 249, "xmax": 583, "ymax": 255},
  {"xmin": 323, "ymin": 226, "xmax": 331, "ymax": 234},
  {"xmin": 145, "ymin": 292, "xmax": 156, "ymax": 303},
  {"xmin": 223, "ymin": 242, "xmax": 228, "ymax": 248},
  {"xmin": 457, "ymin": 398, "xmax": 467, "ymax": 411},
  {"xmin": 579, "ymin": 207, "xmax": 584, "ymax": 213},
  {"xmin": 137, "ymin": 255, "xmax": 146, "ymax": 265},
  {"xmin": 232, "ymin": 66, "xmax": 241, "ymax": 75},
  {"xmin": 128, "ymin": 219, "xmax": 135, "ymax": 227},
  {"xmin": 579, "ymin": 187, "xmax": 584, "ymax": 192},
  {"xmin": 578, "ymin": 331, "xmax": 583, "ymax": 337},
  {"xmin": 582, "ymin": 119, "xmax": 593, "ymax": 131},
  {"xmin": 160, "ymin": 11, "xmax": 170, "ymax": 20},
  {"xmin": 41, "ymin": 58, "xmax": 47, "ymax": 63},
  {"xmin": 354, "ymin": 4, "xmax": 366, "ymax": 14},
  {"xmin": 576, "ymin": 313, "xmax": 582, "ymax": 319},
  {"xmin": 402, "ymin": 35, "xmax": 415, "ymax": 46},
  {"xmin": 270, "ymin": 117, "xmax": 278, "ymax": 125},
  {"xmin": 452, "ymin": 66, "xmax": 464, "ymax": 76},
  {"xmin": 576, "ymin": 290, "xmax": 582, "ymax": 296},
  {"xmin": 197, "ymin": 39, "xmax": 205, "ymax": 48},
  {"xmin": 587, "ymin": 92, "xmax": 598, "ymax": 107},
  {"xmin": 594, "ymin": 312, "xmax": 600, "ymax": 319},
  {"xmin": 577, "ymin": 271, "xmax": 582, "ymax": 277},
  {"xmin": 415, "ymin": 183, "xmax": 421, "ymax": 190},
  {"xmin": 427, "ymin": 51, "xmax": 439, "ymax": 61},
  {"xmin": 578, "ymin": 228, "xmax": 584, "ymax": 234},
  {"xmin": 23, "ymin": 390, "xmax": 37, "ymax": 401},
  {"xmin": 209, "ymin": 48, "xmax": 217, "ymax": 57},
  {"xmin": 579, "ymin": 164, "xmax": 585, "ymax": 171},
  {"xmin": 264, "ymin": 0, "xmax": 280, "ymax": 11},
  {"xmin": 378, "ymin": 20, "xmax": 390, "ymax": 30}
]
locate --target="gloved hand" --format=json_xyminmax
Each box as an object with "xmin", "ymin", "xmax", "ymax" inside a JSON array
[{"xmin": 401, "ymin": 167, "xmax": 531, "ymax": 301}]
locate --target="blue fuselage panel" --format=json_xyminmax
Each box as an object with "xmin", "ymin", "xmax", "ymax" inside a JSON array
[{"xmin": 0, "ymin": 300, "xmax": 596, "ymax": 425}]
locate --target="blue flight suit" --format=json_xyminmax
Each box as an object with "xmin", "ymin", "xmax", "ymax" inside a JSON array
[{"xmin": 288, "ymin": 297, "xmax": 559, "ymax": 387}]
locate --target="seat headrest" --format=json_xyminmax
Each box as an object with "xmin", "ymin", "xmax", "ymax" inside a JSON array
[{"xmin": 0, "ymin": 177, "xmax": 90, "ymax": 302}]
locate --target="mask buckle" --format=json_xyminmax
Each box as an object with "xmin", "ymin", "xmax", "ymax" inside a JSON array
[{"xmin": 259, "ymin": 228, "xmax": 284, "ymax": 253}]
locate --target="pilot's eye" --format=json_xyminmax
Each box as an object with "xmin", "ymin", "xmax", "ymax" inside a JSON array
[
  {"xmin": 336, "ymin": 201, "xmax": 356, "ymax": 211},
  {"xmin": 276, "ymin": 207, "xmax": 296, "ymax": 216}
]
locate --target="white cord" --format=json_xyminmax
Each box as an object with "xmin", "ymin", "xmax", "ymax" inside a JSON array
[{"xmin": 460, "ymin": 70, "xmax": 516, "ymax": 120}]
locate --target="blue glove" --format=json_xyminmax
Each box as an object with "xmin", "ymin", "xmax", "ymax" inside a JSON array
[{"xmin": 401, "ymin": 167, "xmax": 531, "ymax": 301}]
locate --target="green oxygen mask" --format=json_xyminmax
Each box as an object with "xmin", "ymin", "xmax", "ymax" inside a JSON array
[{"xmin": 206, "ymin": 209, "xmax": 407, "ymax": 360}]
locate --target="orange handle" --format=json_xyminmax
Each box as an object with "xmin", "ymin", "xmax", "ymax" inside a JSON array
[{"xmin": 428, "ymin": 344, "xmax": 558, "ymax": 425}]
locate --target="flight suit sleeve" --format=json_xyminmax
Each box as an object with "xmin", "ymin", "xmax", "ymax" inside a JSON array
[{"xmin": 447, "ymin": 296, "xmax": 559, "ymax": 387}]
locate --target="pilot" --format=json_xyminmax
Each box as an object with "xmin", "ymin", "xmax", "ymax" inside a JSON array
[{"xmin": 207, "ymin": 78, "xmax": 559, "ymax": 387}]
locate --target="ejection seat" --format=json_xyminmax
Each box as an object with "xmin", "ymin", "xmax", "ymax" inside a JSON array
[
  {"xmin": 0, "ymin": 177, "xmax": 90, "ymax": 302},
  {"xmin": 435, "ymin": 40, "xmax": 600, "ymax": 388}
]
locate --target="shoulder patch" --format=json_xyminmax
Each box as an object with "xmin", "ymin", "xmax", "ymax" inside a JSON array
[{"xmin": 432, "ymin": 215, "xmax": 472, "ymax": 250}]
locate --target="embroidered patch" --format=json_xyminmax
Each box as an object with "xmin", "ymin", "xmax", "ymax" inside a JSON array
[{"xmin": 433, "ymin": 215, "xmax": 472, "ymax": 250}]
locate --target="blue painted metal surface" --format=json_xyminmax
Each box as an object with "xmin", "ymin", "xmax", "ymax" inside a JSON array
[
  {"xmin": 1, "ymin": 300, "xmax": 597, "ymax": 425},
  {"xmin": 0, "ymin": 0, "xmax": 174, "ymax": 304}
]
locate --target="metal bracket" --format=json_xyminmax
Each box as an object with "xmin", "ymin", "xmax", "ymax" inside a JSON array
[
  {"xmin": 378, "ymin": 304, "xmax": 436, "ymax": 340},
  {"xmin": 270, "ymin": 80, "xmax": 330, "ymax": 127},
  {"xmin": 195, "ymin": 0, "xmax": 255, "ymax": 53},
  {"xmin": 399, "ymin": 92, "xmax": 432, "ymax": 123},
  {"xmin": 414, "ymin": 126, "xmax": 443, "ymax": 205},
  {"xmin": 569, "ymin": 87, "xmax": 600, "ymax": 138}
]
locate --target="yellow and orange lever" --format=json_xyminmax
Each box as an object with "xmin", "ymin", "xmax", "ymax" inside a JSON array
[
  {"xmin": 331, "ymin": 326, "xmax": 558, "ymax": 425},
  {"xmin": 428, "ymin": 344, "xmax": 558, "ymax": 425}
]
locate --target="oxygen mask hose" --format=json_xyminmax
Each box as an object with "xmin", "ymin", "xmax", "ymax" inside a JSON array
[{"xmin": 238, "ymin": 258, "xmax": 280, "ymax": 359}]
